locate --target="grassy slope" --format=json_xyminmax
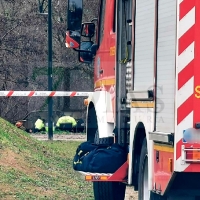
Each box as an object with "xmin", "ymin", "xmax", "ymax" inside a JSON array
[{"xmin": 0, "ymin": 118, "xmax": 93, "ymax": 200}]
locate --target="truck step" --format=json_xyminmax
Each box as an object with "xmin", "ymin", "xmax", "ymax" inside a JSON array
[
  {"xmin": 76, "ymin": 161, "xmax": 128, "ymax": 182},
  {"xmin": 78, "ymin": 171, "xmax": 113, "ymax": 181}
]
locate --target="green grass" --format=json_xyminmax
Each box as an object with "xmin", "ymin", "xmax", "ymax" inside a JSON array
[{"xmin": 0, "ymin": 118, "xmax": 93, "ymax": 200}]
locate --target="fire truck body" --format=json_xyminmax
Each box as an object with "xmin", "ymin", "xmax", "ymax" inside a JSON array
[{"xmin": 66, "ymin": 0, "xmax": 200, "ymax": 199}]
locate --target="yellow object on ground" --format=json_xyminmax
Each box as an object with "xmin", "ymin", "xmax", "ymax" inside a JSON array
[
  {"xmin": 35, "ymin": 119, "xmax": 45, "ymax": 130},
  {"xmin": 56, "ymin": 116, "xmax": 77, "ymax": 127}
]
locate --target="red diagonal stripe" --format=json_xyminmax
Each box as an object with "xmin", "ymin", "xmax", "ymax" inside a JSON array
[
  {"xmin": 184, "ymin": 164, "xmax": 200, "ymax": 172},
  {"xmin": 177, "ymin": 95, "xmax": 193, "ymax": 125},
  {"xmin": 179, "ymin": 0, "xmax": 195, "ymax": 20},
  {"xmin": 70, "ymin": 92, "xmax": 76, "ymax": 97},
  {"xmin": 193, "ymin": 0, "xmax": 200, "ymax": 139},
  {"xmin": 178, "ymin": 61, "xmax": 194, "ymax": 89},
  {"xmin": 49, "ymin": 91, "xmax": 56, "ymax": 97},
  {"xmin": 28, "ymin": 91, "xmax": 35, "ymax": 97},
  {"xmin": 178, "ymin": 25, "xmax": 195, "ymax": 55},
  {"xmin": 7, "ymin": 91, "xmax": 14, "ymax": 97},
  {"xmin": 176, "ymin": 139, "xmax": 182, "ymax": 160}
]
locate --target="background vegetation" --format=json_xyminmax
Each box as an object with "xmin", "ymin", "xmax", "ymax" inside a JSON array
[{"xmin": 0, "ymin": 0, "xmax": 98, "ymax": 124}]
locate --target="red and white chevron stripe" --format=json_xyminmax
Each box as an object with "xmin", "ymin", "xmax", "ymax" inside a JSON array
[
  {"xmin": 0, "ymin": 91, "xmax": 93, "ymax": 97},
  {"xmin": 175, "ymin": 0, "xmax": 200, "ymax": 172}
]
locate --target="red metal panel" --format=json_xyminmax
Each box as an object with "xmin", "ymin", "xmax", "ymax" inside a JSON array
[
  {"xmin": 94, "ymin": 0, "xmax": 116, "ymax": 91},
  {"xmin": 153, "ymin": 147, "xmax": 174, "ymax": 194},
  {"xmin": 108, "ymin": 162, "xmax": 128, "ymax": 182}
]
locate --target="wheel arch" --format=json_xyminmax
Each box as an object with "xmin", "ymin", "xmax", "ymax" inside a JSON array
[
  {"xmin": 86, "ymin": 102, "xmax": 98, "ymax": 142},
  {"xmin": 86, "ymin": 91, "xmax": 114, "ymax": 141}
]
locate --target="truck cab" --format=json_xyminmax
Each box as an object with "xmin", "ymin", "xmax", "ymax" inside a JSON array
[
  {"xmin": 66, "ymin": 1, "xmax": 128, "ymax": 199},
  {"xmin": 66, "ymin": 0, "xmax": 115, "ymax": 86}
]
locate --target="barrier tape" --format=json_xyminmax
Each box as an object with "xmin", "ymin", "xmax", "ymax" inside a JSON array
[{"xmin": 0, "ymin": 91, "xmax": 93, "ymax": 97}]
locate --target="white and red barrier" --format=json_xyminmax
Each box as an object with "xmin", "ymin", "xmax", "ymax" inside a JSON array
[{"xmin": 0, "ymin": 91, "xmax": 93, "ymax": 97}]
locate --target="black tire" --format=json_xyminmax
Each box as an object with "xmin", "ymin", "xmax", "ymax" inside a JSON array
[
  {"xmin": 150, "ymin": 192, "xmax": 167, "ymax": 200},
  {"xmin": 94, "ymin": 130, "xmax": 114, "ymax": 145},
  {"xmin": 93, "ymin": 130, "xmax": 126, "ymax": 200},
  {"xmin": 138, "ymin": 138, "xmax": 166, "ymax": 200},
  {"xmin": 93, "ymin": 181, "xmax": 126, "ymax": 200},
  {"xmin": 138, "ymin": 138, "xmax": 148, "ymax": 200}
]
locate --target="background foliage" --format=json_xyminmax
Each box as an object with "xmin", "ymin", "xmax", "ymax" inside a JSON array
[{"xmin": 0, "ymin": 0, "xmax": 98, "ymax": 124}]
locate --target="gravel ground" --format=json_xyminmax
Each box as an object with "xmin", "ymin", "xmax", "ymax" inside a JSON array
[
  {"xmin": 125, "ymin": 187, "xmax": 138, "ymax": 200},
  {"xmin": 31, "ymin": 134, "xmax": 138, "ymax": 199},
  {"xmin": 30, "ymin": 133, "xmax": 87, "ymax": 141}
]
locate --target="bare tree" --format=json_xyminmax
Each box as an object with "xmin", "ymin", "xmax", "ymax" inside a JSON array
[{"xmin": 0, "ymin": 0, "xmax": 98, "ymax": 123}]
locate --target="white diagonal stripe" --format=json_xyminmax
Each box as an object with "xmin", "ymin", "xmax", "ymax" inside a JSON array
[
  {"xmin": 175, "ymin": 157, "xmax": 190, "ymax": 172},
  {"xmin": 179, "ymin": 6, "xmax": 195, "ymax": 38},
  {"xmin": 176, "ymin": 111, "xmax": 193, "ymax": 142},
  {"xmin": 175, "ymin": 111, "xmax": 193, "ymax": 171},
  {"xmin": 177, "ymin": 76, "xmax": 194, "ymax": 108},
  {"xmin": 179, "ymin": 0, "xmax": 184, "ymax": 4},
  {"xmin": 177, "ymin": 42, "xmax": 194, "ymax": 73}
]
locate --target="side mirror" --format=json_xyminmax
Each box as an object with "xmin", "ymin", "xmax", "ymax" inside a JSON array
[
  {"xmin": 90, "ymin": 44, "xmax": 98, "ymax": 55},
  {"xmin": 79, "ymin": 41, "xmax": 94, "ymax": 63},
  {"xmin": 81, "ymin": 22, "xmax": 95, "ymax": 37},
  {"xmin": 65, "ymin": 30, "xmax": 81, "ymax": 48},
  {"xmin": 67, "ymin": 0, "xmax": 83, "ymax": 31}
]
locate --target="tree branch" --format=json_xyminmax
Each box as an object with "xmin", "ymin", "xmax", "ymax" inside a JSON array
[
  {"xmin": 1, "ymin": 21, "xmax": 22, "ymax": 41},
  {"xmin": 0, "ymin": 48, "xmax": 18, "ymax": 57}
]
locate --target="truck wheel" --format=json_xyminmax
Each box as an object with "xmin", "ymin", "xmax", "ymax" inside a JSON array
[
  {"xmin": 93, "ymin": 130, "xmax": 126, "ymax": 200},
  {"xmin": 94, "ymin": 130, "xmax": 114, "ymax": 145},
  {"xmin": 138, "ymin": 138, "xmax": 167, "ymax": 200},
  {"xmin": 93, "ymin": 181, "xmax": 126, "ymax": 200},
  {"xmin": 150, "ymin": 192, "xmax": 167, "ymax": 200},
  {"xmin": 138, "ymin": 138, "xmax": 149, "ymax": 200}
]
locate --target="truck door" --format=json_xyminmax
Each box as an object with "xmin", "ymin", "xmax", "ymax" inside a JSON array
[{"xmin": 94, "ymin": 0, "xmax": 116, "ymax": 90}]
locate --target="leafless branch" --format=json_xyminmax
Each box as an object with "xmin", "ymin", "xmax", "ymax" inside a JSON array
[{"xmin": 1, "ymin": 21, "xmax": 22, "ymax": 41}]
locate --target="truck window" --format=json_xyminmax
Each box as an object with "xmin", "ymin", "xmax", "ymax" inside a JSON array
[
  {"xmin": 99, "ymin": 0, "xmax": 106, "ymax": 44},
  {"xmin": 113, "ymin": 0, "xmax": 116, "ymax": 32}
]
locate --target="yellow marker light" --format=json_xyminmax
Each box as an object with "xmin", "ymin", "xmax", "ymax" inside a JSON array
[
  {"xmin": 168, "ymin": 158, "xmax": 173, "ymax": 173},
  {"xmin": 100, "ymin": 176, "xmax": 108, "ymax": 180},
  {"xmin": 110, "ymin": 46, "xmax": 116, "ymax": 56},
  {"xmin": 85, "ymin": 175, "xmax": 92, "ymax": 180},
  {"xmin": 193, "ymin": 150, "xmax": 200, "ymax": 160}
]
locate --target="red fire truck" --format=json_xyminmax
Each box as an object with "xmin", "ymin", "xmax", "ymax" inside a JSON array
[{"xmin": 66, "ymin": 0, "xmax": 200, "ymax": 199}]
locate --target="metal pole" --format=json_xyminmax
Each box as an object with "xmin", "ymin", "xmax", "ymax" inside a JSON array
[{"xmin": 48, "ymin": 0, "xmax": 53, "ymax": 140}]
